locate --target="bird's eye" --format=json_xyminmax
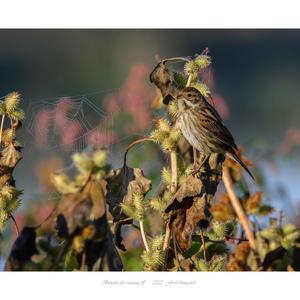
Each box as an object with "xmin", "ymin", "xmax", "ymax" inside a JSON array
[{"xmin": 187, "ymin": 93, "xmax": 192, "ymax": 97}]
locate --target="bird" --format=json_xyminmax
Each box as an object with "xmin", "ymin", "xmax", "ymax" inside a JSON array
[{"xmin": 176, "ymin": 86, "xmax": 254, "ymax": 180}]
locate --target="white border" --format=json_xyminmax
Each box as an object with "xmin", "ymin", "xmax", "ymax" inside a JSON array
[
  {"xmin": 0, "ymin": 272, "xmax": 298, "ymax": 299},
  {"xmin": 0, "ymin": 0, "xmax": 299, "ymax": 28}
]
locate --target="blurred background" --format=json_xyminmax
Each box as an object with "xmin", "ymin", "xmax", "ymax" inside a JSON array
[{"xmin": 0, "ymin": 29, "xmax": 300, "ymax": 269}]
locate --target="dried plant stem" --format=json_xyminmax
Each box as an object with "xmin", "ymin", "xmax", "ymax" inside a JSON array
[
  {"xmin": 0, "ymin": 114, "xmax": 6, "ymax": 145},
  {"xmin": 222, "ymin": 166, "xmax": 257, "ymax": 251},
  {"xmin": 162, "ymin": 56, "xmax": 190, "ymax": 63},
  {"xmin": 170, "ymin": 151, "xmax": 178, "ymax": 193},
  {"xmin": 139, "ymin": 220, "xmax": 149, "ymax": 252},
  {"xmin": 9, "ymin": 212, "xmax": 19, "ymax": 236},
  {"xmin": 193, "ymin": 147, "xmax": 198, "ymax": 167},
  {"xmin": 124, "ymin": 137, "xmax": 154, "ymax": 164},
  {"xmin": 163, "ymin": 221, "xmax": 171, "ymax": 251},
  {"xmin": 186, "ymin": 74, "xmax": 192, "ymax": 87},
  {"xmin": 200, "ymin": 229, "xmax": 207, "ymax": 261}
]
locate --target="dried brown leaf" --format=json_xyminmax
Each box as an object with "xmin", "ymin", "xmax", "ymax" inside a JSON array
[
  {"xmin": 149, "ymin": 62, "xmax": 178, "ymax": 105},
  {"xmin": 106, "ymin": 164, "xmax": 151, "ymax": 221},
  {"xmin": 0, "ymin": 143, "xmax": 22, "ymax": 168}
]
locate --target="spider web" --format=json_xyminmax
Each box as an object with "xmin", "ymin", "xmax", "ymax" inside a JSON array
[{"xmin": 25, "ymin": 91, "xmax": 117, "ymax": 154}]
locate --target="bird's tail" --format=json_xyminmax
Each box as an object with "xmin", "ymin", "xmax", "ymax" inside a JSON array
[{"xmin": 227, "ymin": 151, "xmax": 255, "ymax": 181}]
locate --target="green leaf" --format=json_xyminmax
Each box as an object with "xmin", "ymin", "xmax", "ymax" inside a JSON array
[
  {"xmin": 173, "ymin": 72, "xmax": 188, "ymax": 89},
  {"xmin": 183, "ymin": 240, "xmax": 202, "ymax": 259}
]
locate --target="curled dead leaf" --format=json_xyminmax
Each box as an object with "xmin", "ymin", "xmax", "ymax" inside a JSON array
[
  {"xmin": 149, "ymin": 62, "xmax": 178, "ymax": 105},
  {"xmin": 106, "ymin": 164, "xmax": 151, "ymax": 221},
  {"xmin": 0, "ymin": 143, "xmax": 22, "ymax": 168}
]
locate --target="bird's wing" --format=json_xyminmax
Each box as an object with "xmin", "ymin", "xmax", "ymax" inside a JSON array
[{"xmin": 199, "ymin": 103, "xmax": 238, "ymax": 150}]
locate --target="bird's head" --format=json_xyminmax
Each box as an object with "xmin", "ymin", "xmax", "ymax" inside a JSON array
[{"xmin": 176, "ymin": 87, "xmax": 202, "ymax": 112}]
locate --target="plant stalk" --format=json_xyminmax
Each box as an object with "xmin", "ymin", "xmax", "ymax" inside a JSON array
[
  {"xmin": 0, "ymin": 114, "xmax": 6, "ymax": 145},
  {"xmin": 139, "ymin": 220, "xmax": 149, "ymax": 252},
  {"xmin": 222, "ymin": 166, "xmax": 257, "ymax": 251},
  {"xmin": 170, "ymin": 151, "xmax": 177, "ymax": 193}
]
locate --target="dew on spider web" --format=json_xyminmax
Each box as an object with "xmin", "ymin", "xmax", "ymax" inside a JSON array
[{"xmin": 25, "ymin": 91, "xmax": 117, "ymax": 155}]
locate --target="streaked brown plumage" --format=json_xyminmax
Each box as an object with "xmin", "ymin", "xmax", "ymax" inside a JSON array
[{"xmin": 177, "ymin": 87, "xmax": 254, "ymax": 180}]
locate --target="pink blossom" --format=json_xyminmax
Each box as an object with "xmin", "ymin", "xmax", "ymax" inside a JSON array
[
  {"xmin": 210, "ymin": 93, "xmax": 230, "ymax": 119},
  {"xmin": 54, "ymin": 98, "xmax": 73, "ymax": 131},
  {"xmin": 34, "ymin": 108, "xmax": 52, "ymax": 149},
  {"xmin": 87, "ymin": 127, "xmax": 117, "ymax": 147},
  {"xmin": 60, "ymin": 121, "xmax": 83, "ymax": 151}
]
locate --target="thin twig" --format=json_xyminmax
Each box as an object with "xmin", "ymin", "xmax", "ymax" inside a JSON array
[
  {"xmin": 0, "ymin": 114, "xmax": 6, "ymax": 145},
  {"xmin": 193, "ymin": 147, "xmax": 198, "ymax": 167},
  {"xmin": 186, "ymin": 74, "xmax": 193, "ymax": 87},
  {"xmin": 170, "ymin": 151, "xmax": 177, "ymax": 193},
  {"xmin": 200, "ymin": 229, "xmax": 207, "ymax": 261},
  {"xmin": 162, "ymin": 56, "xmax": 190, "ymax": 63},
  {"xmin": 139, "ymin": 220, "xmax": 149, "ymax": 252},
  {"xmin": 124, "ymin": 137, "xmax": 154, "ymax": 165},
  {"xmin": 222, "ymin": 166, "xmax": 257, "ymax": 251},
  {"xmin": 132, "ymin": 223, "xmax": 153, "ymax": 238},
  {"xmin": 9, "ymin": 212, "xmax": 20, "ymax": 236}
]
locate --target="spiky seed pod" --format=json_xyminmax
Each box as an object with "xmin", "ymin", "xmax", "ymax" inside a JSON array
[
  {"xmin": 133, "ymin": 193, "xmax": 144, "ymax": 220},
  {"xmin": 192, "ymin": 82, "xmax": 211, "ymax": 97},
  {"xmin": 6, "ymin": 197, "xmax": 20, "ymax": 212},
  {"xmin": 161, "ymin": 137, "xmax": 176, "ymax": 153},
  {"xmin": 150, "ymin": 235, "xmax": 164, "ymax": 252},
  {"xmin": 142, "ymin": 235, "xmax": 164, "ymax": 271},
  {"xmin": 184, "ymin": 164, "xmax": 194, "ymax": 175},
  {"xmin": 155, "ymin": 118, "xmax": 171, "ymax": 132},
  {"xmin": 184, "ymin": 60, "xmax": 199, "ymax": 81},
  {"xmin": 1, "ymin": 129, "xmax": 16, "ymax": 145},
  {"xmin": 72, "ymin": 153, "xmax": 94, "ymax": 173},
  {"xmin": 50, "ymin": 172, "xmax": 80, "ymax": 195},
  {"xmin": 161, "ymin": 167, "xmax": 172, "ymax": 185},
  {"xmin": 169, "ymin": 128, "xmax": 182, "ymax": 142},
  {"xmin": 194, "ymin": 54, "xmax": 211, "ymax": 69},
  {"xmin": 213, "ymin": 221, "xmax": 235, "ymax": 239},
  {"xmin": 92, "ymin": 150, "xmax": 107, "ymax": 168},
  {"xmin": 0, "ymin": 195, "xmax": 7, "ymax": 210},
  {"xmin": 1, "ymin": 185, "xmax": 20, "ymax": 200},
  {"xmin": 120, "ymin": 203, "xmax": 136, "ymax": 219},
  {"xmin": 0, "ymin": 101, "xmax": 6, "ymax": 114},
  {"xmin": 150, "ymin": 197, "xmax": 169, "ymax": 213},
  {"xmin": 0, "ymin": 210, "xmax": 10, "ymax": 229},
  {"xmin": 149, "ymin": 129, "xmax": 169, "ymax": 144},
  {"xmin": 9, "ymin": 109, "xmax": 25, "ymax": 121},
  {"xmin": 167, "ymin": 101, "xmax": 179, "ymax": 120},
  {"xmin": 5, "ymin": 92, "xmax": 21, "ymax": 113}
]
